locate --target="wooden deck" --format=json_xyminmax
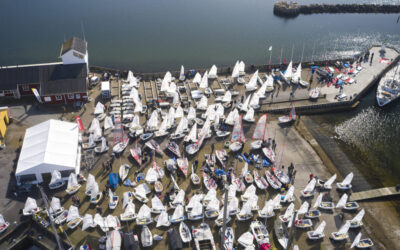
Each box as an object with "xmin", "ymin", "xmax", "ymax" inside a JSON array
[{"xmin": 350, "ymin": 186, "xmax": 400, "ymax": 201}]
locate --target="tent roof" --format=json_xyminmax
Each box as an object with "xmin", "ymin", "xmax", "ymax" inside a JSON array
[{"xmin": 16, "ymin": 119, "xmax": 79, "ymax": 176}]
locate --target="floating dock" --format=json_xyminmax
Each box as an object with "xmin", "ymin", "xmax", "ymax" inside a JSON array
[{"xmin": 350, "ymin": 186, "xmax": 400, "ymax": 201}]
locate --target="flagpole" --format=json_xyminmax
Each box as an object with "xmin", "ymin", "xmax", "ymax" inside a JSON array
[
  {"xmin": 268, "ymin": 46, "xmax": 273, "ymax": 72},
  {"xmin": 291, "ymin": 44, "xmax": 294, "ymax": 61},
  {"xmin": 280, "ymin": 47, "xmax": 283, "ymax": 65}
]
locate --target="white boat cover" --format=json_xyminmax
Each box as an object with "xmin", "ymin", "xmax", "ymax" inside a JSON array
[
  {"xmin": 324, "ymin": 174, "xmax": 337, "ymax": 188},
  {"xmin": 122, "ymin": 202, "xmax": 136, "ymax": 217},
  {"xmin": 351, "ymin": 209, "xmax": 365, "ymax": 224},
  {"xmin": 67, "ymin": 205, "xmax": 80, "ymax": 222},
  {"xmin": 161, "ymin": 71, "xmax": 172, "ymax": 92},
  {"xmin": 106, "ymin": 215, "xmax": 120, "ymax": 229},
  {"xmin": 199, "ymin": 71, "xmax": 209, "ymax": 88},
  {"xmin": 209, "ymin": 65, "xmax": 218, "ymax": 78},
  {"xmin": 314, "ymin": 221, "xmax": 326, "ymax": 235},
  {"xmin": 232, "ymin": 61, "xmax": 240, "ymax": 78},
  {"xmin": 351, "ymin": 232, "xmax": 362, "ymax": 249},
  {"xmin": 341, "ymin": 172, "xmax": 354, "ymax": 186},
  {"xmin": 284, "ymin": 61, "xmax": 293, "ymax": 79},
  {"xmin": 238, "ymin": 232, "xmax": 254, "ymax": 248},
  {"xmin": 337, "ymin": 221, "xmax": 351, "ymax": 235},
  {"xmin": 283, "ymin": 186, "xmax": 295, "ymax": 202},
  {"xmin": 187, "ymin": 107, "xmax": 196, "ymax": 120},
  {"xmin": 106, "ymin": 230, "xmax": 122, "ymax": 250},
  {"xmin": 171, "ymin": 204, "xmax": 185, "ymax": 221},
  {"xmin": 172, "ymin": 189, "xmax": 185, "ymax": 206},
  {"xmin": 94, "ymin": 213, "xmax": 107, "ymax": 232},
  {"xmin": 303, "ymin": 178, "xmax": 316, "ymax": 193},
  {"xmin": 49, "ymin": 197, "xmax": 62, "ymax": 214},
  {"xmin": 137, "ymin": 204, "xmax": 151, "ymax": 221},
  {"xmin": 104, "ymin": 116, "xmax": 114, "ymax": 130},
  {"xmin": 193, "ymin": 72, "xmax": 202, "ymax": 84},
  {"xmin": 197, "ymin": 96, "xmax": 208, "ymax": 110},
  {"xmin": 313, "ymin": 194, "xmax": 323, "ymax": 208},
  {"xmin": 151, "ymin": 196, "xmax": 166, "ymax": 212},
  {"xmin": 86, "ymin": 174, "xmax": 95, "ymax": 194},
  {"xmin": 82, "ymin": 214, "xmax": 94, "ymax": 231},
  {"xmin": 336, "ymin": 193, "xmax": 348, "ymax": 208},
  {"xmin": 23, "ymin": 197, "xmax": 38, "ymax": 213},
  {"xmin": 244, "ymin": 108, "xmax": 254, "ymax": 121}
]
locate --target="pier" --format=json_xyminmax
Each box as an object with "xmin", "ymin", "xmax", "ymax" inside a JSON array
[
  {"xmin": 350, "ymin": 186, "xmax": 400, "ymax": 201},
  {"xmin": 273, "ymin": 1, "xmax": 400, "ymax": 17}
]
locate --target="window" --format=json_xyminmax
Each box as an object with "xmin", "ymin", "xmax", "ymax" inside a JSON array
[
  {"xmin": 68, "ymin": 94, "xmax": 74, "ymax": 99},
  {"xmin": 22, "ymin": 85, "xmax": 29, "ymax": 91},
  {"xmin": 55, "ymin": 95, "xmax": 62, "ymax": 101},
  {"xmin": 44, "ymin": 97, "xmax": 51, "ymax": 102},
  {"xmin": 75, "ymin": 94, "xmax": 81, "ymax": 99}
]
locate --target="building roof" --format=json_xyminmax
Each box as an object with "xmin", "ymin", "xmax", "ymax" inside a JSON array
[
  {"xmin": 16, "ymin": 119, "xmax": 79, "ymax": 176},
  {"xmin": 0, "ymin": 63, "xmax": 87, "ymax": 92},
  {"xmin": 60, "ymin": 37, "xmax": 87, "ymax": 56}
]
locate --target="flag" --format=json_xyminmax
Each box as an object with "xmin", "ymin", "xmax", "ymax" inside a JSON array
[
  {"xmin": 268, "ymin": 46, "xmax": 272, "ymax": 51},
  {"xmin": 284, "ymin": 58, "xmax": 287, "ymax": 64},
  {"xmin": 75, "ymin": 116, "xmax": 84, "ymax": 131},
  {"xmin": 31, "ymin": 88, "xmax": 42, "ymax": 103}
]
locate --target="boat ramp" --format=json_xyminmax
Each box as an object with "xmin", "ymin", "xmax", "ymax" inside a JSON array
[{"xmin": 350, "ymin": 186, "xmax": 400, "ymax": 202}]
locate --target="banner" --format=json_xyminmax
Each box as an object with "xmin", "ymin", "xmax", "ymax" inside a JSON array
[
  {"xmin": 31, "ymin": 88, "xmax": 42, "ymax": 103},
  {"xmin": 75, "ymin": 116, "xmax": 84, "ymax": 131}
]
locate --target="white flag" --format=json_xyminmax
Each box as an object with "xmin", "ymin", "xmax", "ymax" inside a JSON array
[{"xmin": 269, "ymin": 46, "xmax": 272, "ymax": 51}]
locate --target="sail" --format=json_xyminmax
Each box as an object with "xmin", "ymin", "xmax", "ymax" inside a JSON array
[
  {"xmin": 246, "ymin": 70, "xmax": 259, "ymax": 90},
  {"xmin": 145, "ymin": 167, "xmax": 158, "ymax": 183},
  {"xmin": 123, "ymin": 192, "xmax": 132, "ymax": 209},
  {"xmin": 191, "ymin": 201, "xmax": 203, "ymax": 216},
  {"xmin": 193, "ymin": 73, "xmax": 202, "ymax": 84},
  {"xmin": 216, "ymin": 104, "xmax": 224, "ymax": 117},
  {"xmin": 113, "ymin": 116, "xmax": 128, "ymax": 144},
  {"xmin": 351, "ymin": 209, "xmax": 365, "ymax": 223},
  {"xmin": 187, "ymin": 107, "xmax": 196, "ymax": 120},
  {"xmin": 171, "ymin": 204, "xmax": 184, "ymax": 221},
  {"xmin": 283, "ymin": 186, "xmax": 295, "ymax": 202},
  {"xmin": 168, "ymin": 82, "xmax": 177, "ymax": 96},
  {"xmin": 244, "ymin": 108, "xmax": 254, "ymax": 121},
  {"xmin": 351, "ymin": 232, "xmax": 362, "ymax": 249},
  {"xmin": 187, "ymin": 123, "xmax": 197, "ymax": 142},
  {"xmin": 196, "ymin": 118, "xmax": 210, "ymax": 147},
  {"xmin": 167, "ymin": 107, "xmax": 175, "ymax": 128},
  {"xmin": 336, "ymin": 194, "xmax": 348, "ymax": 208},
  {"xmin": 187, "ymin": 194, "xmax": 202, "ymax": 211},
  {"xmin": 297, "ymin": 201, "xmax": 309, "ymax": 215},
  {"xmin": 172, "ymin": 189, "xmax": 185, "ymax": 205},
  {"xmin": 204, "ymin": 189, "xmax": 217, "ymax": 202},
  {"xmin": 239, "ymin": 61, "xmax": 245, "ymax": 73},
  {"xmin": 324, "ymin": 174, "xmax": 337, "ymax": 187},
  {"xmin": 272, "ymin": 194, "xmax": 281, "ymax": 207},
  {"xmin": 252, "ymin": 114, "xmax": 267, "ymax": 140},
  {"xmin": 222, "ymin": 90, "xmax": 232, "ymax": 103},
  {"xmin": 206, "ymin": 198, "xmax": 220, "ymax": 211},
  {"xmin": 104, "ymin": 116, "xmax": 114, "ymax": 130},
  {"xmin": 156, "ymin": 211, "xmax": 170, "ymax": 227},
  {"xmin": 130, "ymin": 87, "xmax": 139, "ymax": 102},
  {"xmin": 180, "ymin": 65, "xmax": 185, "ymax": 79},
  {"xmin": 260, "ymin": 200, "xmax": 274, "ymax": 215},
  {"xmin": 231, "ymin": 115, "xmax": 242, "ymax": 143},
  {"xmin": 87, "ymin": 133, "xmax": 95, "ymax": 147},
  {"xmin": 82, "ymin": 214, "xmax": 94, "ymax": 231},
  {"xmin": 90, "ymin": 182, "xmax": 100, "ymax": 199},
  {"xmin": 228, "ymin": 197, "xmax": 239, "ymax": 213},
  {"xmin": 250, "ymin": 94, "xmax": 259, "ymax": 107},
  {"xmin": 67, "ymin": 205, "xmax": 80, "ymax": 222},
  {"xmin": 338, "ymin": 221, "xmax": 351, "ymax": 235},
  {"xmin": 239, "ymin": 201, "xmax": 252, "ymax": 216},
  {"xmin": 67, "ymin": 173, "xmax": 78, "ymax": 189},
  {"xmin": 86, "ymin": 174, "xmax": 96, "ymax": 194},
  {"xmin": 197, "ymin": 96, "xmax": 208, "ymax": 110},
  {"xmin": 174, "ymin": 116, "xmax": 187, "ymax": 135},
  {"xmin": 49, "ymin": 170, "xmax": 62, "ymax": 186},
  {"xmin": 265, "ymin": 75, "xmax": 274, "ymax": 89},
  {"xmin": 225, "ymin": 109, "xmax": 238, "ymax": 125},
  {"xmin": 137, "ymin": 204, "xmax": 151, "ymax": 220},
  {"xmin": 315, "ymin": 221, "xmax": 326, "ymax": 235},
  {"xmin": 199, "ymin": 71, "xmax": 208, "ymax": 88},
  {"xmin": 228, "ymin": 184, "xmax": 237, "ymax": 199},
  {"xmin": 134, "ymin": 98, "xmax": 143, "ymax": 113},
  {"xmin": 50, "ymin": 197, "xmax": 62, "ymax": 214},
  {"xmin": 152, "ymin": 196, "xmax": 165, "ymax": 211},
  {"xmin": 89, "ymin": 118, "xmax": 100, "ymax": 133},
  {"xmin": 284, "ymin": 61, "xmax": 293, "ymax": 79},
  {"xmin": 106, "ymin": 215, "xmax": 119, "ymax": 229},
  {"xmin": 283, "ymin": 203, "xmax": 295, "ymax": 219},
  {"xmin": 159, "ymin": 116, "xmax": 168, "ymax": 132},
  {"xmin": 172, "ymin": 92, "xmax": 180, "ymax": 107},
  {"xmin": 209, "ymin": 65, "xmax": 217, "ymax": 78},
  {"xmin": 100, "ymin": 137, "xmax": 107, "ymax": 151},
  {"xmin": 94, "ymin": 102, "xmax": 105, "ymax": 115},
  {"xmin": 147, "ymin": 111, "xmax": 159, "ymax": 130},
  {"xmin": 313, "ymin": 194, "xmax": 323, "ymax": 208},
  {"xmin": 342, "ymin": 172, "xmax": 354, "ymax": 185},
  {"xmin": 122, "ymin": 202, "xmax": 135, "ymax": 217},
  {"xmin": 304, "ymin": 178, "xmax": 316, "ymax": 193},
  {"xmin": 241, "ymin": 95, "xmax": 251, "ymax": 112},
  {"xmin": 292, "ymin": 63, "xmax": 302, "ymax": 83},
  {"xmin": 232, "ymin": 61, "xmax": 240, "ymax": 78},
  {"xmin": 242, "ymin": 184, "xmax": 256, "ymax": 199},
  {"xmin": 161, "ymin": 71, "xmax": 171, "ymax": 92}
]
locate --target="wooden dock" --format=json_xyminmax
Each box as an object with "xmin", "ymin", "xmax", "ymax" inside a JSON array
[{"xmin": 350, "ymin": 186, "xmax": 400, "ymax": 201}]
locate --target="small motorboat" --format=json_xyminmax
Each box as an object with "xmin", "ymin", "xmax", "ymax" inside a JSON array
[
  {"xmin": 179, "ymin": 222, "xmax": 192, "ymax": 243},
  {"xmin": 309, "ymin": 88, "xmax": 320, "ymax": 100},
  {"xmin": 154, "ymin": 181, "xmax": 163, "ymax": 193},
  {"xmin": 220, "ymin": 227, "xmax": 234, "ymax": 250},
  {"xmin": 307, "ymin": 221, "xmax": 326, "ymax": 240},
  {"xmin": 140, "ymin": 133, "xmax": 153, "ymax": 141},
  {"xmin": 250, "ymin": 220, "xmax": 269, "ymax": 246},
  {"xmin": 262, "ymin": 147, "xmax": 275, "ymax": 163}
]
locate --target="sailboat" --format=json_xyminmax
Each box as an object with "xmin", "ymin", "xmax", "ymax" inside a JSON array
[
  {"xmin": 240, "ymin": 95, "xmax": 251, "ymax": 112},
  {"xmin": 221, "ymin": 227, "xmax": 234, "ymax": 250},
  {"xmin": 82, "ymin": 133, "xmax": 96, "ymax": 150},
  {"xmin": 120, "ymin": 202, "xmax": 136, "ymax": 221},
  {"xmin": 281, "ymin": 186, "xmax": 295, "ymax": 203},
  {"xmin": 133, "ymin": 183, "xmax": 150, "ymax": 203},
  {"xmin": 136, "ymin": 204, "xmax": 153, "ymax": 225},
  {"xmin": 186, "ymin": 118, "xmax": 210, "ymax": 155},
  {"xmin": 203, "ymin": 172, "xmax": 217, "ymax": 191},
  {"xmin": 196, "ymin": 95, "xmax": 208, "ymax": 111},
  {"xmin": 282, "ymin": 60, "xmax": 293, "ymax": 84},
  {"xmin": 146, "ymin": 110, "xmax": 159, "ymax": 132},
  {"xmin": 0, "ymin": 215, "xmax": 10, "ymax": 234},
  {"xmin": 170, "ymin": 189, "xmax": 186, "ymax": 207},
  {"xmin": 177, "ymin": 156, "xmax": 189, "ymax": 177},
  {"xmin": 258, "ymin": 200, "xmax": 275, "ymax": 218},
  {"xmin": 351, "ymin": 232, "xmax": 374, "ymax": 249},
  {"xmin": 171, "ymin": 116, "xmax": 188, "ymax": 140},
  {"xmin": 48, "ymin": 170, "xmax": 65, "ymax": 190},
  {"xmin": 251, "ymin": 114, "xmax": 268, "ymax": 149},
  {"xmin": 179, "ymin": 65, "xmax": 185, "ymax": 81},
  {"xmin": 241, "ymin": 184, "xmax": 256, "ymax": 202},
  {"xmin": 274, "ymin": 219, "xmax": 289, "ymax": 249},
  {"xmin": 265, "ymin": 74, "xmax": 275, "ymax": 92},
  {"xmin": 348, "ymin": 209, "xmax": 365, "ymax": 228},
  {"xmin": 208, "ymin": 65, "xmax": 218, "ymax": 79},
  {"xmin": 215, "ymin": 149, "xmax": 227, "ymax": 168},
  {"xmin": 82, "ymin": 214, "xmax": 95, "ymax": 231},
  {"xmin": 250, "ymin": 220, "xmax": 269, "ymax": 246},
  {"xmin": 307, "ymin": 221, "xmax": 326, "ymax": 240},
  {"xmin": 317, "ymin": 173, "xmax": 336, "ymax": 190},
  {"xmin": 66, "ymin": 205, "xmax": 82, "ymax": 230},
  {"xmin": 254, "ymin": 170, "xmax": 269, "ymax": 190},
  {"xmin": 85, "ymin": 174, "xmax": 96, "ymax": 196},
  {"xmin": 184, "ymin": 123, "xmax": 198, "ymax": 143},
  {"xmin": 199, "ymin": 70, "xmax": 209, "ymax": 90},
  {"xmin": 205, "ymin": 198, "xmax": 220, "ymax": 218},
  {"xmin": 106, "ymin": 230, "xmax": 122, "ymax": 249},
  {"xmin": 243, "ymin": 108, "xmax": 255, "ymax": 123},
  {"xmin": 109, "ymin": 189, "xmax": 119, "ymax": 209},
  {"xmin": 331, "ymin": 221, "xmax": 350, "ymax": 241},
  {"xmin": 90, "ymin": 182, "xmax": 103, "ymax": 204},
  {"xmin": 193, "ymin": 72, "xmax": 202, "ymax": 84},
  {"xmin": 265, "ymin": 170, "xmax": 282, "ymax": 190},
  {"xmin": 155, "ymin": 211, "xmax": 170, "ymax": 228},
  {"xmin": 167, "ymin": 141, "xmax": 181, "ymax": 157},
  {"xmin": 145, "ymin": 139, "xmax": 164, "ymax": 156},
  {"xmin": 273, "ymin": 146, "xmax": 290, "ymax": 184},
  {"xmin": 313, "ymin": 193, "xmax": 334, "ymax": 210},
  {"xmin": 188, "ymin": 200, "xmax": 203, "ymax": 221},
  {"xmin": 193, "ymin": 223, "xmax": 217, "ymax": 250},
  {"xmin": 336, "ymin": 193, "xmax": 359, "ymax": 211},
  {"xmin": 94, "ymin": 137, "xmax": 108, "ymax": 154},
  {"xmin": 112, "ymin": 116, "xmax": 129, "ymax": 154},
  {"xmin": 48, "ymin": 197, "xmax": 64, "ymax": 217},
  {"xmin": 215, "ymin": 206, "xmax": 231, "ymax": 226},
  {"xmin": 170, "ymin": 204, "xmax": 186, "ymax": 223},
  {"xmin": 119, "ymin": 164, "xmax": 130, "ymax": 182},
  {"xmin": 151, "ymin": 195, "xmax": 166, "ymax": 214},
  {"xmin": 249, "ymin": 93, "xmax": 260, "ymax": 110},
  {"xmin": 238, "ymin": 61, "xmax": 245, "ymax": 76},
  {"xmin": 293, "ymin": 63, "xmax": 309, "ymax": 87},
  {"xmin": 337, "ymin": 172, "xmax": 354, "ymax": 190},
  {"xmin": 236, "ymin": 201, "xmax": 253, "ymax": 221},
  {"xmin": 179, "ymin": 222, "xmax": 192, "ymax": 243},
  {"xmin": 237, "ymin": 232, "xmax": 255, "ymax": 249},
  {"xmin": 229, "ymin": 115, "xmax": 245, "ymax": 152},
  {"xmin": 279, "ymin": 203, "xmax": 295, "ymax": 223},
  {"xmin": 225, "ymin": 108, "xmax": 239, "ymax": 126},
  {"xmin": 278, "ymin": 104, "xmax": 296, "ymax": 124},
  {"xmin": 241, "ymin": 163, "xmax": 254, "ymax": 184},
  {"xmin": 202, "ymin": 189, "xmax": 217, "ymax": 207},
  {"xmin": 246, "ymin": 70, "xmax": 259, "ymax": 92},
  {"xmin": 309, "ymin": 87, "xmax": 320, "ymax": 100},
  {"xmin": 294, "ymin": 201, "xmax": 313, "ymax": 228},
  {"xmin": 130, "ymin": 142, "xmax": 142, "ymax": 165}
]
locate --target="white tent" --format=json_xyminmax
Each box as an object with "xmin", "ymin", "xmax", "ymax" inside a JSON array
[{"xmin": 16, "ymin": 119, "xmax": 81, "ymax": 184}]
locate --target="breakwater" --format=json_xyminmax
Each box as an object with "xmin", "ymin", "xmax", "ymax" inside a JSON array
[{"xmin": 273, "ymin": 1, "xmax": 400, "ymax": 17}]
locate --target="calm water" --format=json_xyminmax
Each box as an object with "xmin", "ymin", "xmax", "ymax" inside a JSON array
[{"xmin": 1, "ymin": 0, "xmax": 400, "ymax": 184}]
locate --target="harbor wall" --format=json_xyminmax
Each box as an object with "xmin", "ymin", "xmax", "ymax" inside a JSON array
[{"xmin": 273, "ymin": 1, "xmax": 400, "ymax": 17}]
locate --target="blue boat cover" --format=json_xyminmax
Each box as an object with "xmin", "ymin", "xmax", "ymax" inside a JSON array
[
  {"xmin": 109, "ymin": 173, "xmax": 118, "ymax": 189},
  {"xmin": 136, "ymin": 173, "xmax": 145, "ymax": 182},
  {"xmin": 263, "ymin": 158, "xmax": 271, "ymax": 167}
]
